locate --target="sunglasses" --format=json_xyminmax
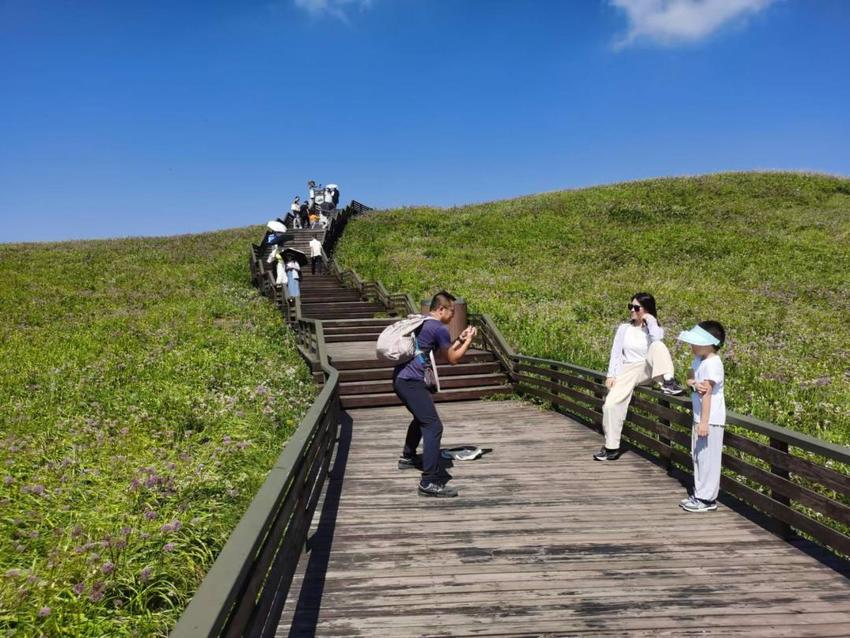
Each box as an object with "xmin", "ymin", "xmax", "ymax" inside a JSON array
[{"xmin": 627, "ymin": 304, "xmax": 643, "ymax": 312}]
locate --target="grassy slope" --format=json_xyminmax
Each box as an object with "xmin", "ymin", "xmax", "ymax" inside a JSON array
[
  {"xmin": 0, "ymin": 227, "xmax": 314, "ymax": 636},
  {"xmin": 335, "ymin": 173, "xmax": 850, "ymax": 445}
]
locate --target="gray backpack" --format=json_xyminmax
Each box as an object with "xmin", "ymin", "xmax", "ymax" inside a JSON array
[{"xmin": 375, "ymin": 315, "xmax": 437, "ymax": 363}]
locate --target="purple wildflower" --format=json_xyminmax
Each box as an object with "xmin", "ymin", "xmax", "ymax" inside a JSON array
[
  {"xmin": 4, "ymin": 569, "xmax": 21, "ymax": 578},
  {"xmin": 28, "ymin": 530, "xmax": 39, "ymax": 539},
  {"xmin": 121, "ymin": 526, "xmax": 132, "ymax": 536},
  {"xmin": 162, "ymin": 542, "xmax": 175, "ymax": 553},
  {"xmin": 72, "ymin": 582, "xmax": 85, "ymax": 595},
  {"xmin": 71, "ymin": 525, "xmax": 83, "ymax": 538},
  {"xmin": 89, "ymin": 582, "xmax": 105, "ymax": 602},
  {"xmin": 113, "ymin": 598, "xmax": 124, "ymax": 608},
  {"xmin": 37, "ymin": 606, "xmax": 51, "ymax": 618},
  {"xmin": 3, "ymin": 476, "xmax": 12, "ymax": 486},
  {"xmin": 222, "ymin": 435, "xmax": 232, "ymax": 445},
  {"xmin": 139, "ymin": 566, "xmax": 153, "ymax": 582},
  {"xmin": 29, "ymin": 484, "xmax": 46, "ymax": 496},
  {"xmin": 73, "ymin": 546, "xmax": 85, "ymax": 554},
  {"xmin": 143, "ymin": 510, "xmax": 157, "ymax": 521},
  {"xmin": 101, "ymin": 561, "xmax": 114, "ymax": 575},
  {"xmin": 129, "ymin": 478, "xmax": 141, "ymax": 491},
  {"xmin": 113, "ymin": 538, "xmax": 127, "ymax": 549}
]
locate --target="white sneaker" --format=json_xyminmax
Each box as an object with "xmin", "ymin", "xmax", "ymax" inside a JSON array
[
  {"xmin": 679, "ymin": 495, "xmax": 697, "ymax": 507},
  {"xmin": 682, "ymin": 498, "xmax": 718, "ymax": 513}
]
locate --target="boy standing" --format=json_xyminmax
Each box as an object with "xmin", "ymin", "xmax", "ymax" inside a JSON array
[{"xmin": 677, "ymin": 321, "xmax": 726, "ymax": 513}]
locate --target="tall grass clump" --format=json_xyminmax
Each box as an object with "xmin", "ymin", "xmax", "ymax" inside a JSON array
[
  {"xmin": 336, "ymin": 172, "xmax": 850, "ymax": 445},
  {"xmin": 0, "ymin": 227, "xmax": 315, "ymax": 636}
]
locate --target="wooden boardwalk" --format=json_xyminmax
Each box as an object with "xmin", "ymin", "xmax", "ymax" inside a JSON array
[{"xmin": 276, "ymin": 400, "xmax": 850, "ymax": 637}]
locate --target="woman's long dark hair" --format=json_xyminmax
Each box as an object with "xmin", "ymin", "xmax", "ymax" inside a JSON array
[{"xmin": 632, "ymin": 292, "xmax": 659, "ymax": 323}]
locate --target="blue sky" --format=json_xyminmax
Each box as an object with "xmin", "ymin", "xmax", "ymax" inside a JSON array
[{"xmin": 1, "ymin": 0, "xmax": 849, "ymax": 242}]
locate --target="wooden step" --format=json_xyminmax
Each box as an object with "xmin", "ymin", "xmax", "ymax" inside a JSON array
[
  {"xmin": 307, "ymin": 311, "xmax": 388, "ymax": 320},
  {"xmin": 323, "ymin": 325, "xmax": 386, "ymax": 335},
  {"xmin": 340, "ymin": 384, "xmax": 513, "ymax": 408},
  {"xmin": 300, "ymin": 291, "xmax": 361, "ymax": 299},
  {"xmin": 326, "ymin": 333, "xmax": 379, "ymax": 343},
  {"xmin": 321, "ymin": 318, "xmax": 397, "ymax": 328},
  {"xmin": 340, "ymin": 373, "xmax": 507, "ymax": 396},
  {"xmin": 330, "ymin": 350, "xmax": 496, "ymax": 370},
  {"xmin": 301, "ymin": 301, "xmax": 383, "ymax": 310},
  {"xmin": 337, "ymin": 361, "xmax": 502, "ymax": 382}
]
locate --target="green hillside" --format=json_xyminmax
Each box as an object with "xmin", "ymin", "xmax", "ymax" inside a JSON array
[
  {"xmin": 335, "ymin": 172, "xmax": 850, "ymax": 445},
  {"xmin": 0, "ymin": 228, "xmax": 314, "ymax": 636}
]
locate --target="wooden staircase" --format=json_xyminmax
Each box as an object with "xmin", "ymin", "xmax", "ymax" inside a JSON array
[{"xmin": 295, "ymin": 271, "xmax": 513, "ymax": 408}]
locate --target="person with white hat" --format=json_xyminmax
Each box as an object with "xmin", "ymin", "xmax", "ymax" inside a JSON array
[{"xmin": 677, "ymin": 320, "xmax": 727, "ymax": 513}]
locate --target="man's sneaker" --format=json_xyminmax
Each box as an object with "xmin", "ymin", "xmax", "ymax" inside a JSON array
[
  {"xmin": 660, "ymin": 378, "xmax": 685, "ymax": 396},
  {"xmin": 679, "ymin": 494, "xmax": 698, "ymax": 507},
  {"xmin": 418, "ymin": 482, "xmax": 458, "ymax": 498},
  {"xmin": 593, "ymin": 447, "xmax": 622, "ymax": 461},
  {"xmin": 681, "ymin": 498, "xmax": 717, "ymax": 512},
  {"xmin": 398, "ymin": 456, "xmax": 421, "ymax": 470}
]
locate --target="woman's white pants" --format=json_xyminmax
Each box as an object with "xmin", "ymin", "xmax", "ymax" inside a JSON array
[{"xmin": 602, "ymin": 341, "xmax": 674, "ymax": 450}]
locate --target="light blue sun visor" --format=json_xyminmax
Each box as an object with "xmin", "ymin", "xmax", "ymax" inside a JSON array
[{"xmin": 677, "ymin": 324, "xmax": 720, "ymax": 346}]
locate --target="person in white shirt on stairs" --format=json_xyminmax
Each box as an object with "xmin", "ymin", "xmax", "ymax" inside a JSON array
[{"xmin": 308, "ymin": 235, "xmax": 325, "ymax": 275}]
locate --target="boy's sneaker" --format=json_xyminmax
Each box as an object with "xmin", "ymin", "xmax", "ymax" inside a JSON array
[
  {"xmin": 418, "ymin": 482, "xmax": 458, "ymax": 498},
  {"xmin": 659, "ymin": 378, "xmax": 685, "ymax": 396},
  {"xmin": 681, "ymin": 498, "xmax": 717, "ymax": 513},
  {"xmin": 593, "ymin": 447, "xmax": 622, "ymax": 461},
  {"xmin": 398, "ymin": 455, "xmax": 421, "ymax": 470}
]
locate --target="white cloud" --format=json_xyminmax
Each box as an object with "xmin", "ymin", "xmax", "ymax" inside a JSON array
[
  {"xmin": 293, "ymin": 0, "xmax": 374, "ymax": 22},
  {"xmin": 610, "ymin": 0, "xmax": 775, "ymax": 48}
]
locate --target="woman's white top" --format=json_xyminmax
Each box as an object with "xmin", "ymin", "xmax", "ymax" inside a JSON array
[
  {"xmin": 285, "ymin": 259, "xmax": 300, "ymax": 276},
  {"xmin": 606, "ymin": 316, "xmax": 664, "ymax": 378},
  {"xmin": 621, "ymin": 324, "xmax": 650, "ymax": 364}
]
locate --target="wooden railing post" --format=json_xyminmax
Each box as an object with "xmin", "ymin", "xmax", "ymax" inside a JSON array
[
  {"xmin": 770, "ymin": 437, "xmax": 794, "ymax": 540},
  {"xmin": 659, "ymin": 398, "xmax": 673, "ymax": 475}
]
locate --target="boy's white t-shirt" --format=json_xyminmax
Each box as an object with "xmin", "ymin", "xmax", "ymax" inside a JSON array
[{"xmin": 691, "ymin": 355, "xmax": 726, "ymax": 425}]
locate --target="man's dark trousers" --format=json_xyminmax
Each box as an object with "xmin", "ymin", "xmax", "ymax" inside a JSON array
[{"xmin": 393, "ymin": 377, "xmax": 443, "ymax": 484}]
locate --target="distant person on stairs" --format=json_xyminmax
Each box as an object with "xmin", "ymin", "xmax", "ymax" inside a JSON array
[
  {"xmin": 309, "ymin": 234, "xmax": 325, "ymax": 275},
  {"xmin": 284, "ymin": 255, "xmax": 301, "ymax": 302},
  {"xmin": 287, "ymin": 197, "xmax": 302, "ymax": 229},
  {"xmin": 394, "ymin": 292, "xmax": 477, "ymax": 498},
  {"xmin": 593, "ymin": 292, "xmax": 684, "ymax": 462}
]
